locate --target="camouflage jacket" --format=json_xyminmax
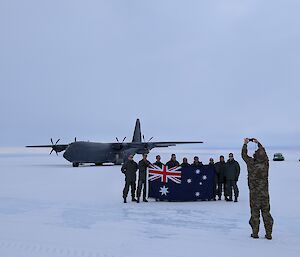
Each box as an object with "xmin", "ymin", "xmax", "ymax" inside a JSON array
[
  {"xmin": 121, "ymin": 160, "xmax": 138, "ymax": 182},
  {"xmin": 241, "ymin": 143, "xmax": 269, "ymax": 192},
  {"xmin": 166, "ymin": 160, "xmax": 180, "ymax": 169},
  {"xmin": 138, "ymin": 159, "xmax": 151, "ymax": 181}
]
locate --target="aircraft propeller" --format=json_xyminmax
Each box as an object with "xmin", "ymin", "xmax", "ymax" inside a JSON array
[
  {"xmin": 116, "ymin": 136, "xmax": 126, "ymax": 143},
  {"xmin": 142, "ymin": 135, "xmax": 154, "ymax": 152},
  {"xmin": 50, "ymin": 138, "xmax": 60, "ymax": 155},
  {"xmin": 142, "ymin": 135, "xmax": 153, "ymax": 143},
  {"xmin": 115, "ymin": 137, "xmax": 126, "ymax": 150}
]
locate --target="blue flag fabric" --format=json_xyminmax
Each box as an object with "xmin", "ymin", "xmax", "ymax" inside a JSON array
[{"xmin": 148, "ymin": 165, "xmax": 215, "ymax": 201}]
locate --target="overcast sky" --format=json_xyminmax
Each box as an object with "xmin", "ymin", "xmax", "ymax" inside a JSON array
[{"xmin": 0, "ymin": 0, "xmax": 299, "ymax": 148}]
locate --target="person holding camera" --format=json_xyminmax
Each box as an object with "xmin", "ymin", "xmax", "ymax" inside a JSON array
[{"xmin": 242, "ymin": 138, "xmax": 274, "ymax": 240}]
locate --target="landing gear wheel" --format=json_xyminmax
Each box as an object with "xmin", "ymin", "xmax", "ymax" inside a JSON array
[{"xmin": 72, "ymin": 162, "xmax": 79, "ymax": 167}]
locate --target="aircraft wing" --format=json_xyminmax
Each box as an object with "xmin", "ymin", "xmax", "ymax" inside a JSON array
[
  {"xmin": 150, "ymin": 141, "xmax": 203, "ymax": 147},
  {"xmin": 26, "ymin": 144, "xmax": 69, "ymax": 152},
  {"xmin": 127, "ymin": 141, "xmax": 203, "ymax": 148}
]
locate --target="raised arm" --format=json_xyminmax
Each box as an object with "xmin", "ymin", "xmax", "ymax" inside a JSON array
[{"xmin": 241, "ymin": 138, "xmax": 252, "ymax": 163}]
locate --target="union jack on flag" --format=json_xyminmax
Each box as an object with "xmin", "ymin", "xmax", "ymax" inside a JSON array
[{"xmin": 148, "ymin": 164, "xmax": 182, "ymax": 184}]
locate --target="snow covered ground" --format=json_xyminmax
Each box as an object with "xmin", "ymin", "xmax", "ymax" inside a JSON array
[{"xmin": 0, "ymin": 147, "xmax": 300, "ymax": 257}]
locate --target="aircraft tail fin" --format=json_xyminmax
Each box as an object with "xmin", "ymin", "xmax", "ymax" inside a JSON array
[{"xmin": 132, "ymin": 119, "xmax": 142, "ymax": 142}]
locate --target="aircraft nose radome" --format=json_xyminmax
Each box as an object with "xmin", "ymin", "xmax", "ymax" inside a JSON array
[{"xmin": 63, "ymin": 148, "xmax": 72, "ymax": 162}]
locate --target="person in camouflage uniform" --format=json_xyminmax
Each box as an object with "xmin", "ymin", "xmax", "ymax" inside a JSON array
[
  {"xmin": 137, "ymin": 154, "xmax": 151, "ymax": 203},
  {"xmin": 121, "ymin": 155, "xmax": 138, "ymax": 203},
  {"xmin": 166, "ymin": 154, "xmax": 180, "ymax": 168},
  {"xmin": 153, "ymin": 155, "xmax": 164, "ymax": 168},
  {"xmin": 180, "ymin": 157, "xmax": 190, "ymax": 168},
  {"xmin": 242, "ymin": 138, "xmax": 274, "ymax": 240}
]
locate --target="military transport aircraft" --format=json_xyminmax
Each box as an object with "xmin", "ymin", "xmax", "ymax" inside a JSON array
[{"xmin": 26, "ymin": 119, "xmax": 203, "ymax": 167}]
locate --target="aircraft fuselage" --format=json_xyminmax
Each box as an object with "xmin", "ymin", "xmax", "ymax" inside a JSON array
[{"xmin": 63, "ymin": 141, "xmax": 148, "ymax": 166}]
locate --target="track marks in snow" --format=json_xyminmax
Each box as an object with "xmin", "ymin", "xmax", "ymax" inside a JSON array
[
  {"xmin": 0, "ymin": 197, "xmax": 50, "ymax": 215},
  {"xmin": 0, "ymin": 239, "xmax": 109, "ymax": 257},
  {"xmin": 0, "ymin": 197, "xmax": 243, "ymax": 236},
  {"xmin": 57, "ymin": 203, "xmax": 242, "ymax": 235}
]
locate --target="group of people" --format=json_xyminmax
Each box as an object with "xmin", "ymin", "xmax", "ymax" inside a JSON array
[
  {"xmin": 121, "ymin": 152, "xmax": 241, "ymax": 203},
  {"xmin": 180, "ymin": 153, "xmax": 241, "ymax": 202},
  {"xmin": 121, "ymin": 138, "xmax": 274, "ymax": 240}
]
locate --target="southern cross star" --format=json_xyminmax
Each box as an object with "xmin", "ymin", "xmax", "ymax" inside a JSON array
[{"xmin": 159, "ymin": 186, "xmax": 169, "ymax": 196}]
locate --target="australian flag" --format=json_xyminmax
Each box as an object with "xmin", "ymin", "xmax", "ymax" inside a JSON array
[{"xmin": 147, "ymin": 164, "xmax": 215, "ymax": 201}]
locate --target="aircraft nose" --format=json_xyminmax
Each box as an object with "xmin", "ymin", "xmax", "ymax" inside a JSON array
[{"xmin": 63, "ymin": 146, "xmax": 73, "ymax": 162}]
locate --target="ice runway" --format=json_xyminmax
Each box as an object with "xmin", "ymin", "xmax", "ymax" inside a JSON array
[{"xmin": 0, "ymin": 148, "xmax": 299, "ymax": 257}]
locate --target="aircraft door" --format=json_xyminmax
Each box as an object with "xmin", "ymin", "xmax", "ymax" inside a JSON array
[{"xmin": 114, "ymin": 152, "xmax": 124, "ymax": 165}]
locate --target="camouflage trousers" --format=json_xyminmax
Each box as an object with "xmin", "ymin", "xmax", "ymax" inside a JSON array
[
  {"xmin": 123, "ymin": 180, "xmax": 136, "ymax": 199},
  {"xmin": 249, "ymin": 190, "xmax": 274, "ymax": 236},
  {"xmin": 137, "ymin": 179, "xmax": 147, "ymax": 199}
]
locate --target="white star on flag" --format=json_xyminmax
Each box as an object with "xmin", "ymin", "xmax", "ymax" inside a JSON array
[
  {"xmin": 199, "ymin": 182, "xmax": 203, "ymax": 185},
  {"xmin": 187, "ymin": 178, "xmax": 192, "ymax": 183},
  {"xmin": 159, "ymin": 186, "xmax": 169, "ymax": 196},
  {"xmin": 195, "ymin": 169, "xmax": 201, "ymax": 174},
  {"xmin": 202, "ymin": 175, "xmax": 207, "ymax": 180},
  {"xmin": 195, "ymin": 192, "xmax": 200, "ymax": 197}
]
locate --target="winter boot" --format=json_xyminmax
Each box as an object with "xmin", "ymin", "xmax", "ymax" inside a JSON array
[
  {"xmin": 265, "ymin": 234, "xmax": 272, "ymax": 240},
  {"xmin": 136, "ymin": 198, "xmax": 140, "ymax": 203},
  {"xmin": 234, "ymin": 197, "xmax": 238, "ymax": 202},
  {"xmin": 251, "ymin": 234, "xmax": 259, "ymax": 239},
  {"xmin": 143, "ymin": 198, "xmax": 148, "ymax": 202},
  {"xmin": 123, "ymin": 198, "xmax": 127, "ymax": 203},
  {"xmin": 132, "ymin": 197, "xmax": 137, "ymax": 202}
]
